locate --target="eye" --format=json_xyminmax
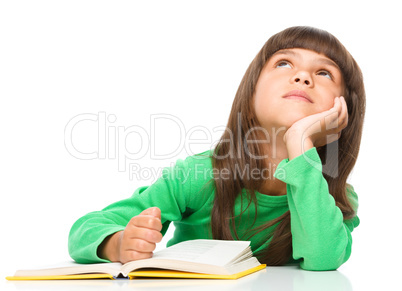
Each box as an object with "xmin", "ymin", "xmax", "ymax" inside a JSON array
[
  {"xmin": 317, "ymin": 70, "xmax": 333, "ymax": 80},
  {"xmin": 275, "ymin": 60, "xmax": 291, "ymax": 68}
]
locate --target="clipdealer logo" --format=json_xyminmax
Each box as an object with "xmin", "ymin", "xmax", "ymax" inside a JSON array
[
  {"xmin": 64, "ymin": 112, "xmax": 223, "ymax": 180},
  {"xmin": 64, "ymin": 112, "xmax": 340, "ymax": 181}
]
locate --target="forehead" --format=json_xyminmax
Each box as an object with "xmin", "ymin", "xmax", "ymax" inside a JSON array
[{"xmin": 270, "ymin": 48, "xmax": 340, "ymax": 69}]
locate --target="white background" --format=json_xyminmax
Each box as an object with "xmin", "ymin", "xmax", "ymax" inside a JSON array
[{"xmin": 1, "ymin": 1, "xmax": 401, "ymax": 290}]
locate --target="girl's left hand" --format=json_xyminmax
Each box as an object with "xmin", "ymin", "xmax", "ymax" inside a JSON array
[{"xmin": 284, "ymin": 96, "xmax": 348, "ymax": 148}]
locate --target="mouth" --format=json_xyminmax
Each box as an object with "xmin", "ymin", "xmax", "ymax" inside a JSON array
[{"xmin": 283, "ymin": 90, "xmax": 313, "ymax": 103}]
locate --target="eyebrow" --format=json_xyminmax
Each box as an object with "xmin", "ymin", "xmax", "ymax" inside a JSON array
[{"xmin": 272, "ymin": 49, "xmax": 340, "ymax": 70}]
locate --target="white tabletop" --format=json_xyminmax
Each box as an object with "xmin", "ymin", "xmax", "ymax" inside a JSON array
[
  {"xmin": 4, "ymin": 263, "xmax": 399, "ymax": 291},
  {"xmin": 2, "ymin": 265, "xmax": 356, "ymax": 291}
]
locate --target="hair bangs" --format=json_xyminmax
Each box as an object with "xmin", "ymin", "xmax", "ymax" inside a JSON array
[{"xmin": 263, "ymin": 26, "xmax": 352, "ymax": 84}]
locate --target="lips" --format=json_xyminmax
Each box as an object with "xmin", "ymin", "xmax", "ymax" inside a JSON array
[{"xmin": 283, "ymin": 90, "xmax": 313, "ymax": 103}]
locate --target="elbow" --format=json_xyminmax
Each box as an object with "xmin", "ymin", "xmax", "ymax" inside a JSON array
[
  {"xmin": 297, "ymin": 241, "xmax": 351, "ymax": 271},
  {"xmin": 295, "ymin": 227, "xmax": 353, "ymax": 271},
  {"xmin": 68, "ymin": 239, "xmax": 96, "ymax": 264},
  {"xmin": 299, "ymin": 251, "xmax": 350, "ymax": 271},
  {"xmin": 67, "ymin": 221, "xmax": 93, "ymax": 264},
  {"xmin": 68, "ymin": 232, "xmax": 84, "ymax": 263},
  {"xmin": 300, "ymin": 257, "xmax": 343, "ymax": 271}
]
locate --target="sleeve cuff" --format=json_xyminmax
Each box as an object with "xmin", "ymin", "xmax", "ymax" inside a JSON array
[
  {"xmin": 273, "ymin": 147, "xmax": 322, "ymax": 184},
  {"xmin": 69, "ymin": 225, "xmax": 125, "ymax": 264}
]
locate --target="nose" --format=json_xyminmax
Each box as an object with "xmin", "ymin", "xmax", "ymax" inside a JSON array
[{"xmin": 292, "ymin": 71, "xmax": 313, "ymax": 86}]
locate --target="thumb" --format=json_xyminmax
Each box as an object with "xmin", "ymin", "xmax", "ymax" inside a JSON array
[{"xmin": 140, "ymin": 207, "xmax": 161, "ymax": 219}]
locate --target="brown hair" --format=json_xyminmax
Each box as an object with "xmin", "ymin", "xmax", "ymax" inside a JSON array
[{"xmin": 210, "ymin": 26, "xmax": 366, "ymax": 265}]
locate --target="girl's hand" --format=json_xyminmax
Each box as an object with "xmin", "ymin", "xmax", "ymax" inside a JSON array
[
  {"xmin": 98, "ymin": 207, "xmax": 163, "ymax": 264},
  {"xmin": 284, "ymin": 97, "xmax": 348, "ymax": 159}
]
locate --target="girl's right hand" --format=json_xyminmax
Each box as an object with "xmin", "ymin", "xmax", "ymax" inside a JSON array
[
  {"xmin": 99, "ymin": 207, "xmax": 163, "ymax": 264},
  {"xmin": 283, "ymin": 96, "xmax": 348, "ymax": 161}
]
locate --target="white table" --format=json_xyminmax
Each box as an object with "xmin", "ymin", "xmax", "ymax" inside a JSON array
[{"xmin": 4, "ymin": 266, "xmax": 354, "ymax": 291}]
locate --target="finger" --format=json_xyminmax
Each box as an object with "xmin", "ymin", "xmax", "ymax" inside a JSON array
[
  {"xmin": 332, "ymin": 96, "xmax": 339, "ymax": 107},
  {"xmin": 335, "ymin": 97, "xmax": 342, "ymax": 115},
  {"xmin": 124, "ymin": 238, "xmax": 157, "ymax": 253},
  {"xmin": 129, "ymin": 215, "xmax": 163, "ymax": 231},
  {"xmin": 341, "ymin": 96, "xmax": 349, "ymax": 127},
  {"xmin": 126, "ymin": 226, "xmax": 163, "ymax": 243},
  {"xmin": 330, "ymin": 97, "xmax": 346, "ymax": 127},
  {"xmin": 326, "ymin": 101, "xmax": 341, "ymax": 129},
  {"xmin": 121, "ymin": 250, "xmax": 153, "ymax": 264},
  {"xmin": 337, "ymin": 97, "xmax": 348, "ymax": 129},
  {"xmin": 140, "ymin": 207, "xmax": 162, "ymax": 219},
  {"xmin": 326, "ymin": 98, "xmax": 341, "ymax": 127}
]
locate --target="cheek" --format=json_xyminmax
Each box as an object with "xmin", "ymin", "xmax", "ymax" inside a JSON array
[
  {"xmin": 315, "ymin": 79, "xmax": 343, "ymax": 109},
  {"xmin": 254, "ymin": 76, "xmax": 280, "ymax": 106},
  {"xmin": 320, "ymin": 98, "xmax": 335, "ymax": 111},
  {"xmin": 316, "ymin": 88, "xmax": 340, "ymax": 111},
  {"xmin": 253, "ymin": 83, "xmax": 269, "ymax": 110},
  {"xmin": 253, "ymin": 95, "xmax": 273, "ymax": 123},
  {"xmin": 253, "ymin": 81, "xmax": 280, "ymax": 117}
]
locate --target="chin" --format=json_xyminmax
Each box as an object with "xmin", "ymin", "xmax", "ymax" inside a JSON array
[
  {"xmin": 256, "ymin": 108, "xmax": 313, "ymax": 133},
  {"xmin": 278, "ymin": 111, "xmax": 310, "ymax": 129}
]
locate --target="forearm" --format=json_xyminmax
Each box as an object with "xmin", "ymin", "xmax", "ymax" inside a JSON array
[
  {"xmin": 287, "ymin": 180, "xmax": 351, "ymax": 270},
  {"xmin": 68, "ymin": 212, "xmax": 127, "ymax": 263},
  {"xmin": 285, "ymin": 132, "xmax": 314, "ymax": 160},
  {"xmin": 69, "ymin": 157, "xmax": 193, "ymax": 263},
  {"xmin": 274, "ymin": 147, "xmax": 355, "ymax": 270}
]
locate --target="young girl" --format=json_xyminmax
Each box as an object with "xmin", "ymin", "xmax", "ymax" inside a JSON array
[{"xmin": 68, "ymin": 26, "xmax": 365, "ymax": 271}]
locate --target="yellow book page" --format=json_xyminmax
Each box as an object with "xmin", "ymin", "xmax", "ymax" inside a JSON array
[
  {"xmin": 6, "ymin": 273, "xmax": 114, "ymax": 281},
  {"xmin": 128, "ymin": 264, "xmax": 266, "ymax": 280}
]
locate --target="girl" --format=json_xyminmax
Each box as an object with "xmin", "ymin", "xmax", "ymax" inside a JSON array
[{"xmin": 68, "ymin": 26, "xmax": 365, "ymax": 271}]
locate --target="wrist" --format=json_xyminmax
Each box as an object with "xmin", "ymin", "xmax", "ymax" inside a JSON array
[
  {"xmin": 98, "ymin": 231, "xmax": 123, "ymax": 262},
  {"xmin": 285, "ymin": 132, "xmax": 314, "ymax": 160}
]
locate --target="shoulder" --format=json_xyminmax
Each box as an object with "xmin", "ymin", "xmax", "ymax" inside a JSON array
[
  {"xmin": 160, "ymin": 149, "xmax": 213, "ymax": 178},
  {"xmin": 185, "ymin": 149, "xmax": 214, "ymax": 165},
  {"xmin": 167, "ymin": 149, "xmax": 214, "ymax": 177},
  {"xmin": 182, "ymin": 149, "xmax": 216, "ymax": 205},
  {"xmin": 183, "ymin": 149, "xmax": 215, "ymax": 190},
  {"xmin": 164, "ymin": 150, "xmax": 213, "ymax": 176},
  {"xmin": 160, "ymin": 149, "xmax": 215, "ymax": 198}
]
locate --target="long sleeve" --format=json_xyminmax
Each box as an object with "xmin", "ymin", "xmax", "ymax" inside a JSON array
[
  {"xmin": 68, "ymin": 157, "xmax": 193, "ymax": 264},
  {"xmin": 273, "ymin": 147, "xmax": 359, "ymax": 271}
]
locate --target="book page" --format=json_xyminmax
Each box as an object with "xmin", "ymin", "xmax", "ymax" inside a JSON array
[
  {"xmin": 151, "ymin": 239, "xmax": 250, "ymax": 266},
  {"xmin": 13, "ymin": 262, "xmax": 123, "ymax": 277}
]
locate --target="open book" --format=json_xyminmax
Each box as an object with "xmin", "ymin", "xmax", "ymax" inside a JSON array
[{"xmin": 6, "ymin": 239, "xmax": 266, "ymax": 280}]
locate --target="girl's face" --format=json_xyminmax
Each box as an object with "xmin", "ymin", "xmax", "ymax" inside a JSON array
[{"xmin": 253, "ymin": 48, "xmax": 344, "ymax": 131}]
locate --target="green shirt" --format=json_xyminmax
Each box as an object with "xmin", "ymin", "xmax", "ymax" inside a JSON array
[{"xmin": 68, "ymin": 147, "xmax": 359, "ymax": 271}]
